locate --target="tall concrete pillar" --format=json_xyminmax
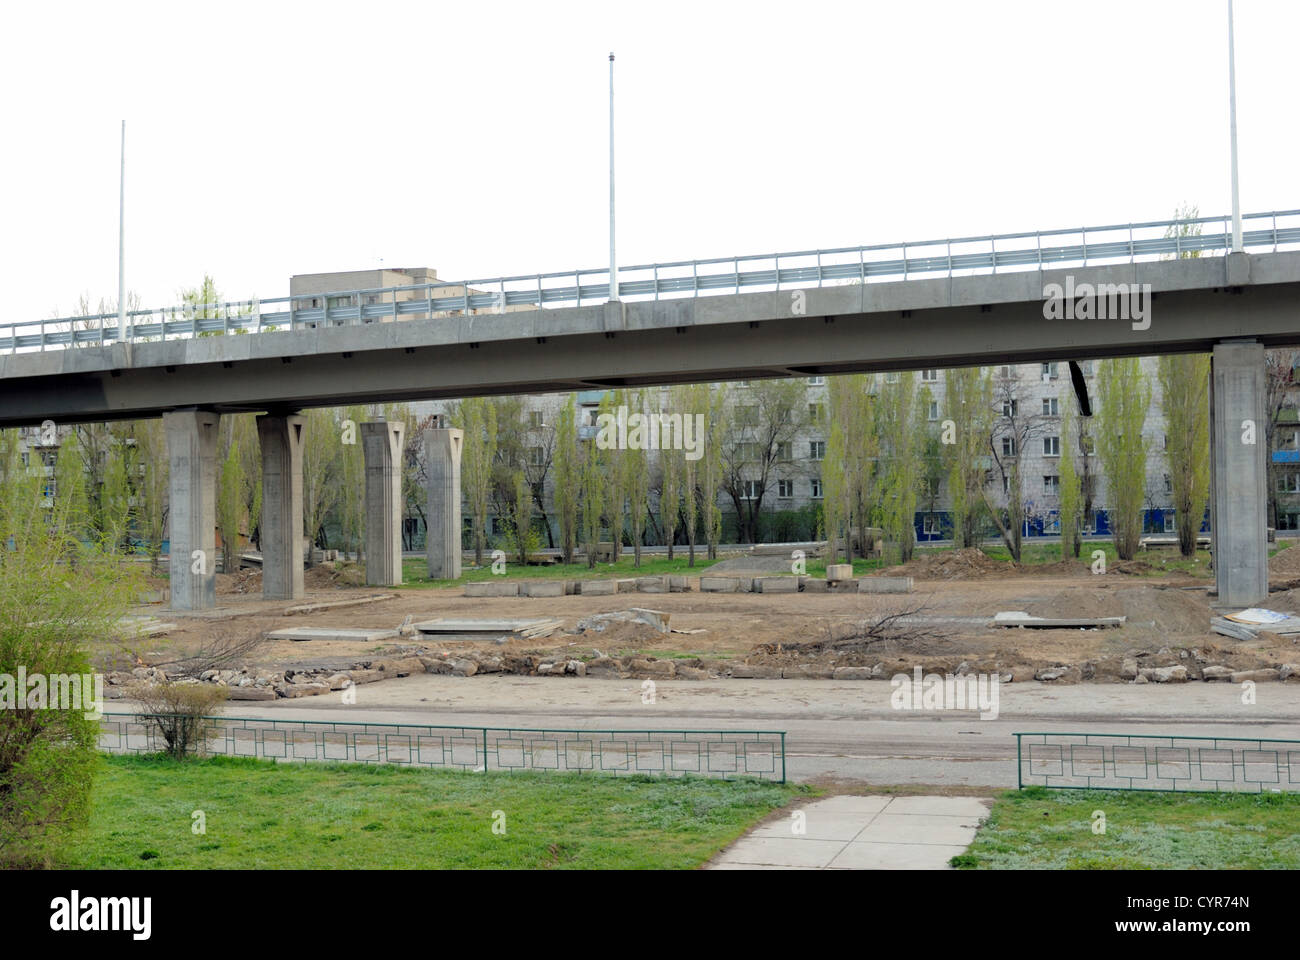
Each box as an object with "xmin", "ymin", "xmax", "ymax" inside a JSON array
[
  {"xmin": 1210, "ymin": 340, "xmax": 1268, "ymax": 607},
  {"xmin": 424, "ymin": 428, "xmax": 464, "ymax": 579},
  {"xmin": 258, "ymin": 414, "xmax": 306, "ymax": 601},
  {"xmin": 164, "ymin": 409, "xmax": 220, "ymax": 611},
  {"xmin": 362, "ymin": 420, "xmax": 406, "ymax": 586}
]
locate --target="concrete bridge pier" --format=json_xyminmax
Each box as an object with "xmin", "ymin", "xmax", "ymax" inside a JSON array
[
  {"xmin": 1210, "ymin": 339, "xmax": 1269, "ymax": 607},
  {"xmin": 424, "ymin": 427, "xmax": 463, "ymax": 580},
  {"xmin": 258, "ymin": 413, "xmax": 306, "ymax": 601},
  {"xmin": 164, "ymin": 409, "xmax": 220, "ymax": 611},
  {"xmin": 361, "ymin": 420, "xmax": 406, "ymax": 586}
]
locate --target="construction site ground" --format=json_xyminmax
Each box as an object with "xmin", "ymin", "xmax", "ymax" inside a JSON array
[{"xmin": 111, "ymin": 547, "xmax": 1300, "ymax": 684}]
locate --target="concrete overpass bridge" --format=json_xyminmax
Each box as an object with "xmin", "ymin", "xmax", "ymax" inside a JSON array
[{"xmin": 3, "ymin": 209, "xmax": 1298, "ymax": 611}]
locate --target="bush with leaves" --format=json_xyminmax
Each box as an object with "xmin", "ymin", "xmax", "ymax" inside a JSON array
[
  {"xmin": 0, "ymin": 429, "xmax": 142, "ymax": 865},
  {"xmin": 129, "ymin": 681, "xmax": 228, "ymax": 760}
]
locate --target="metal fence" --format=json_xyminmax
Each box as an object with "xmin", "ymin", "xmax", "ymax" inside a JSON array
[
  {"xmin": 8, "ymin": 208, "xmax": 1300, "ymax": 353},
  {"xmin": 99, "ymin": 712, "xmax": 786, "ymax": 782},
  {"xmin": 1016, "ymin": 732, "xmax": 1300, "ymax": 794}
]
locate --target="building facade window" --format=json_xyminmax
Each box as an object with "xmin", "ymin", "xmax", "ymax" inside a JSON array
[
  {"xmin": 810, "ymin": 479, "xmax": 823, "ymax": 499},
  {"xmin": 809, "ymin": 440, "xmax": 826, "ymax": 460},
  {"xmin": 1043, "ymin": 436, "xmax": 1060, "ymax": 456}
]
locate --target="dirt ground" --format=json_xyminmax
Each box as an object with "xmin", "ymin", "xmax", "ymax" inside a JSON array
[{"xmin": 110, "ymin": 548, "xmax": 1300, "ymax": 685}]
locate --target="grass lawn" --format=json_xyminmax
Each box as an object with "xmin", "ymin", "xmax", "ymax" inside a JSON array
[
  {"xmin": 954, "ymin": 787, "xmax": 1300, "ymax": 869},
  {"xmin": 398, "ymin": 554, "xmax": 725, "ymax": 588},
  {"xmin": 979, "ymin": 541, "xmax": 1215, "ymax": 577},
  {"xmin": 58, "ymin": 755, "xmax": 806, "ymax": 869}
]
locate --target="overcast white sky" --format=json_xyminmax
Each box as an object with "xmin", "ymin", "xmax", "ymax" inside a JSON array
[{"xmin": 1, "ymin": 0, "xmax": 1296, "ymax": 321}]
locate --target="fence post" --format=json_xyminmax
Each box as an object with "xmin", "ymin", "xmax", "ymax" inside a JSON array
[
  {"xmin": 482, "ymin": 728, "xmax": 488, "ymax": 771},
  {"xmin": 780, "ymin": 732, "xmax": 786, "ymax": 784},
  {"xmin": 1016, "ymin": 734, "xmax": 1022, "ymax": 789}
]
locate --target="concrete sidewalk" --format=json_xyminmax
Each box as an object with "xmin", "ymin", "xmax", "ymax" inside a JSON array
[{"xmin": 708, "ymin": 795, "xmax": 989, "ymax": 870}]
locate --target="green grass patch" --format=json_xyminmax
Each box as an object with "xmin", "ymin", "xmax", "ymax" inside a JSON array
[
  {"xmin": 399, "ymin": 554, "xmax": 724, "ymax": 589},
  {"xmin": 979, "ymin": 541, "xmax": 1213, "ymax": 577},
  {"xmin": 954, "ymin": 787, "xmax": 1300, "ymax": 869},
  {"xmin": 60, "ymin": 754, "xmax": 807, "ymax": 869}
]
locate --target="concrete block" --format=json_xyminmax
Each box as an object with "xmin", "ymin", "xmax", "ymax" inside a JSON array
[
  {"xmin": 857, "ymin": 576, "xmax": 913, "ymax": 594},
  {"xmin": 756, "ymin": 576, "xmax": 799, "ymax": 593},
  {"xmin": 729, "ymin": 663, "xmax": 781, "ymax": 679},
  {"xmin": 615, "ymin": 578, "xmax": 637, "ymax": 593},
  {"xmin": 636, "ymin": 576, "xmax": 668, "ymax": 593},
  {"xmin": 523, "ymin": 580, "xmax": 564, "ymax": 597},
  {"xmin": 826, "ymin": 563, "xmax": 854, "ymax": 582},
  {"xmin": 667, "ymin": 575, "xmax": 690, "ymax": 592},
  {"xmin": 579, "ymin": 579, "xmax": 617, "ymax": 596},
  {"xmin": 464, "ymin": 580, "xmax": 520, "ymax": 597},
  {"xmin": 802, "ymin": 577, "xmax": 829, "ymax": 593},
  {"xmin": 700, "ymin": 577, "xmax": 740, "ymax": 593}
]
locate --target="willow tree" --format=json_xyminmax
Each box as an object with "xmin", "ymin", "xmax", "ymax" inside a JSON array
[
  {"xmin": 944, "ymin": 367, "xmax": 993, "ymax": 548},
  {"xmin": 677, "ymin": 385, "xmax": 704, "ymax": 565},
  {"xmin": 1158, "ymin": 354, "xmax": 1210, "ymax": 557},
  {"xmin": 659, "ymin": 405, "xmax": 683, "ymax": 562},
  {"xmin": 452, "ymin": 397, "xmax": 498, "ymax": 565},
  {"xmin": 552, "ymin": 398, "xmax": 579, "ymax": 563},
  {"xmin": 878, "ymin": 372, "xmax": 924, "ymax": 563},
  {"xmin": 0, "ymin": 428, "xmax": 141, "ymax": 865},
  {"xmin": 1096, "ymin": 358, "xmax": 1151, "ymax": 560},
  {"xmin": 701, "ymin": 384, "xmax": 728, "ymax": 559}
]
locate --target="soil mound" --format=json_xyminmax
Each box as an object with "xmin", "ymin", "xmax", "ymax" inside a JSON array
[{"xmin": 886, "ymin": 548, "xmax": 1011, "ymax": 581}]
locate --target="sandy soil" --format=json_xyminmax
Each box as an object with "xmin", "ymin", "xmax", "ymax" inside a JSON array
[{"xmin": 110, "ymin": 552, "xmax": 1300, "ymax": 683}]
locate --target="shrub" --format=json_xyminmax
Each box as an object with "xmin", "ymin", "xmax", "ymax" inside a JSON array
[{"xmin": 130, "ymin": 682, "xmax": 228, "ymax": 760}]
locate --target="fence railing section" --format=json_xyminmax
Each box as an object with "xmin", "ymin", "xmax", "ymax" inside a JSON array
[
  {"xmin": 99, "ymin": 713, "xmax": 787, "ymax": 782},
  {"xmin": 7, "ymin": 209, "xmax": 1299, "ymax": 353},
  {"xmin": 1015, "ymin": 732, "xmax": 1300, "ymax": 794}
]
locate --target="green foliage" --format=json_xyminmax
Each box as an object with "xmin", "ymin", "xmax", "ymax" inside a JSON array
[
  {"xmin": 0, "ymin": 429, "xmax": 142, "ymax": 865},
  {"xmin": 451, "ymin": 398, "xmax": 498, "ymax": 565},
  {"xmin": 1096, "ymin": 358, "xmax": 1151, "ymax": 560},
  {"xmin": 130, "ymin": 682, "xmax": 228, "ymax": 760},
  {"xmin": 1158, "ymin": 354, "xmax": 1210, "ymax": 558},
  {"xmin": 552, "ymin": 398, "xmax": 579, "ymax": 563},
  {"xmin": 944, "ymin": 367, "xmax": 993, "ymax": 547}
]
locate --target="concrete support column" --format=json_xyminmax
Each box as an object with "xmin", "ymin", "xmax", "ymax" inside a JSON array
[
  {"xmin": 164, "ymin": 409, "xmax": 220, "ymax": 611},
  {"xmin": 1210, "ymin": 340, "xmax": 1268, "ymax": 607},
  {"xmin": 258, "ymin": 414, "xmax": 305, "ymax": 601},
  {"xmin": 424, "ymin": 428, "xmax": 464, "ymax": 580},
  {"xmin": 361, "ymin": 420, "xmax": 406, "ymax": 586}
]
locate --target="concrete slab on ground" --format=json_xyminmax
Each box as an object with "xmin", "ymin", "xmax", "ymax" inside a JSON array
[
  {"xmin": 264, "ymin": 627, "xmax": 399, "ymax": 642},
  {"xmin": 709, "ymin": 795, "xmax": 988, "ymax": 870}
]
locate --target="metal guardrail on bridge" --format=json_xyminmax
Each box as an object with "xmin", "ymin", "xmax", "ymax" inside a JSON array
[
  {"xmin": 99, "ymin": 712, "xmax": 787, "ymax": 782},
  {"xmin": 7, "ymin": 209, "xmax": 1300, "ymax": 354},
  {"xmin": 1016, "ymin": 731, "xmax": 1300, "ymax": 794}
]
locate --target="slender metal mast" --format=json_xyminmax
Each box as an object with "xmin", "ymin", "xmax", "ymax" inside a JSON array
[
  {"xmin": 1228, "ymin": 0, "xmax": 1242, "ymax": 252},
  {"xmin": 608, "ymin": 52, "xmax": 617, "ymax": 302},
  {"xmin": 119, "ymin": 120, "xmax": 128, "ymax": 339}
]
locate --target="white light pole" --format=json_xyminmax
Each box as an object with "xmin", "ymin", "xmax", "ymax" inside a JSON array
[
  {"xmin": 119, "ymin": 120, "xmax": 129, "ymax": 340},
  {"xmin": 1228, "ymin": 0, "xmax": 1242, "ymax": 252},
  {"xmin": 608, "ymin": 52, "xmax": 617, "ymax": 302}
]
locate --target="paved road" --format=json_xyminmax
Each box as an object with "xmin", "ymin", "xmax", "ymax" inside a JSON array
[{"xmin": 125, "ymin": 677, "xmax": 1300, "ymax": 787}]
